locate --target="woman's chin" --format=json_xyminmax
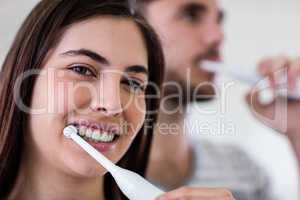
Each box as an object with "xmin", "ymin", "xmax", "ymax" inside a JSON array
[
  {"xmin": 59, "ymin": 132, "xmax": 130, "ymax": 178},
  {"xmin": 63, "ymin": 155, "xmax": 108, "ymax": 178},
  {"xmin": 59, "ymin": 145, "xmax": 108, "ymax": 178}
]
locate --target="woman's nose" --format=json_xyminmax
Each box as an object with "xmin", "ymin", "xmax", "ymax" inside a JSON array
[{"xmin": 90, "ymin": 75, "xmax": 122, "ymax": 117}]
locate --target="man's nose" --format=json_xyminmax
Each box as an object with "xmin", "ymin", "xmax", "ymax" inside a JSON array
[{"xmin": 201, "ymin": 23, "xmax": 224, "ymax": 47}]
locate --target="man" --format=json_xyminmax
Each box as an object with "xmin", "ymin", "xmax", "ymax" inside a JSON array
[{"xmin": 135, "ymin": 0, "xmax": 276, "ymax": 199}]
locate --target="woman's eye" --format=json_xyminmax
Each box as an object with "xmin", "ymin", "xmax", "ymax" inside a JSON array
[
  {"xmin": 121, "ymin": 78, "xmax": 146, "ymax": 93},
  {"xmin": 68, "ymin": 65, "xmax": 95, "ymax": 77}
]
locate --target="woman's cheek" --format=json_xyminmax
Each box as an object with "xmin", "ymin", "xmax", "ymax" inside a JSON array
[
  {"xmin": 64, "ymin": 81, "xmax": 93, "ymax": 115},
  {"xmin": 47, "ymin": 67, "xmax": 94, "ymax": 115},
  {"xmin": 29, "ymin": 69, "xmax": 87, "ymax": 115},
  {"xmin": 123, "ymin": 94, "xmax": 146, "ymax": 139}
]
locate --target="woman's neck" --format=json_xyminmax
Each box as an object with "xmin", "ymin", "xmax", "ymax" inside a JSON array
[
  {"xmin": 147, "ymin": 99, "xmax": 193, "ymax": 189},
  {"xmin": 9, "ymin": 151, "xmax": 104, "ymax": 200}
]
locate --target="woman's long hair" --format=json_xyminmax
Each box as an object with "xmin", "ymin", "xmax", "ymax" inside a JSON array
[{"xmin": 0, "ymin": 0, "xmax": 164, "ymax": 199}]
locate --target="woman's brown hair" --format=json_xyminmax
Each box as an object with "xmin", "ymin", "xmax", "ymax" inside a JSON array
[{"xmin": 0, "ymin": 0, "xmax": 164, "ymax": 199}]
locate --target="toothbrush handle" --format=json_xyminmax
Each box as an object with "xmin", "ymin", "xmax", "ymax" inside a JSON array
[
  {"xmin": 69, "ymin": 132, "xmax": 117, "ymax": 173},
  {"xmin": 201, "ymin": 61, "xmax": 300, "ymax": 100},
  {"xmin": 229, "ymin": 70, "xmax": 300, "ymax": 100},
  {"xmin": 111, "ymin": 166, "xmax": 164, "ymax": 200},
  {"xmin": 68, "ymin": 130, "xmax": 164, "ymax": 200},
  {"xmin": 255, "ymin": 77, "xmax": 300, "ymax": 100},
  {"xmin": 278, "ymin": 78, "xmax": 300, "ymax": 99}
]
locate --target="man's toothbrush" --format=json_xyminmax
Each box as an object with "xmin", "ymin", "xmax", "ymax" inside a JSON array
[
  {"xmin": 63, "ymin": 125, "xmax": 164, "ymax": 200},
  {"xmin": 201, "ymin": 60, "xmax": 300, "ymax": 100}
]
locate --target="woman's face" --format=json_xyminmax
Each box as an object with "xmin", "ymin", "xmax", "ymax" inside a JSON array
[{"xmin": 27, "ymin": 16, "xmax": 149, "ymax": 177}]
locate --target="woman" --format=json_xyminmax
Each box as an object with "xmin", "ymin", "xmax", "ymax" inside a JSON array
[{"xmin": 0, "ymin": 0, "xmax": 234, "ymax": 199}]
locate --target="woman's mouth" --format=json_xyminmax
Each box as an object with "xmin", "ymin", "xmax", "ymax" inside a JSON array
[{"xmin": 69, "ymin": 121, "xmax": 122, "ymax": 152}]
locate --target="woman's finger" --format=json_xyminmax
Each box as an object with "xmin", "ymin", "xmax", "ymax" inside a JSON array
[{"xmin": 156, "ymin": 187, "xmax": 234, "ymax": 200}]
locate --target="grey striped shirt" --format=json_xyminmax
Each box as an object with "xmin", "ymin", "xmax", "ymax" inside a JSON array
[{"xmin": 184, "ymin": 140, "xmax": 276, "ymax": 200}]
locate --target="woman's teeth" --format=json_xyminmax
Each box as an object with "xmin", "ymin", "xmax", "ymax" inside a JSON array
[{"xmin": 78, "ymin": 126, "xmax": 116, "ymax": 143}]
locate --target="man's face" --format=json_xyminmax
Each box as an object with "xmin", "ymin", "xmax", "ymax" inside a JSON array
[{"xmin": 145, "ymin": 0, "xmax": 224, "ymax": 97}]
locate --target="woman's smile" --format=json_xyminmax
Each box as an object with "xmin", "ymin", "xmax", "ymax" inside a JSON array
[{"xmin": 68, "ymin": 119, "xmax": 124, "ymax": 152}]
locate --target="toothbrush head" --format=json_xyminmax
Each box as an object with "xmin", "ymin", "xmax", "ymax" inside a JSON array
[
  {"xmin": 63, "ymin": 125, "xmax": 77, "ymax": 138},
  {"xmin": 200, "ymin": 60, "xmax": 222, "ymax": 73}
]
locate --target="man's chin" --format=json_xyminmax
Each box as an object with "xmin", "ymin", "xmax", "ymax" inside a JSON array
[
  {"xmin": 161, "ymin": 84, "xmax": 216, "ymax": 106},
  {"xmin": 190, "ymin": 86, "xmax": 216, "ymax": 102}
]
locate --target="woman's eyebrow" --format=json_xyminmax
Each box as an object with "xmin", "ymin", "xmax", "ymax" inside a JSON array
[
  {"xmin": 60, "ymin": 49, "xmax": 147, "ymax": 74},
  {"xmin": 125, "ymin": 65, "xmax": 148, "ymax": 75},
  {"xmin": 60, "ymin": 49, "xmax": 110, "ymax": 65}
]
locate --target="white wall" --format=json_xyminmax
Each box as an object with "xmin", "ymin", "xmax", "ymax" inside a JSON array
[
  {"xmin": 0, "ymin": 0, "xmax": 40, "ymax": 64},
  {"xmin": 222, "ymin": 0, "xmax": 300, "ymax": 63},
  {"xmin": 1, "ymin": 0, "xmax": 299, "ymax": 199}
]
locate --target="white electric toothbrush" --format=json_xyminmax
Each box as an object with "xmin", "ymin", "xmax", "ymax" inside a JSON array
[
  {"xmin": 63, "ymin": 125, "xmax": 164, "ymax": 200},
  {"xmin": 201, "ymin": 60, "xmax": 300, "ymax": 100}
]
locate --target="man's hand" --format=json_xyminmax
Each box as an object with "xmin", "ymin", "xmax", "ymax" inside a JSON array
[{"xmin": 245, "ymin": 56, "xmax": 300, "ymax": 163}]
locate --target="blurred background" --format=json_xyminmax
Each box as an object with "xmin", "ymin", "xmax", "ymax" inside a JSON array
[
  {"xmin": 187, "ymin": 0, "xmax": 300, "ymax": 200},
  {"xmin": 0, "ymin": 0, "xmax": 299, "ymax": 199}
]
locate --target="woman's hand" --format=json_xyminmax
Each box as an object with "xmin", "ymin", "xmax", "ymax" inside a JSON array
[{"xmin": 155, "ymin": 187, "xmax": 234, "ymax": 200}]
